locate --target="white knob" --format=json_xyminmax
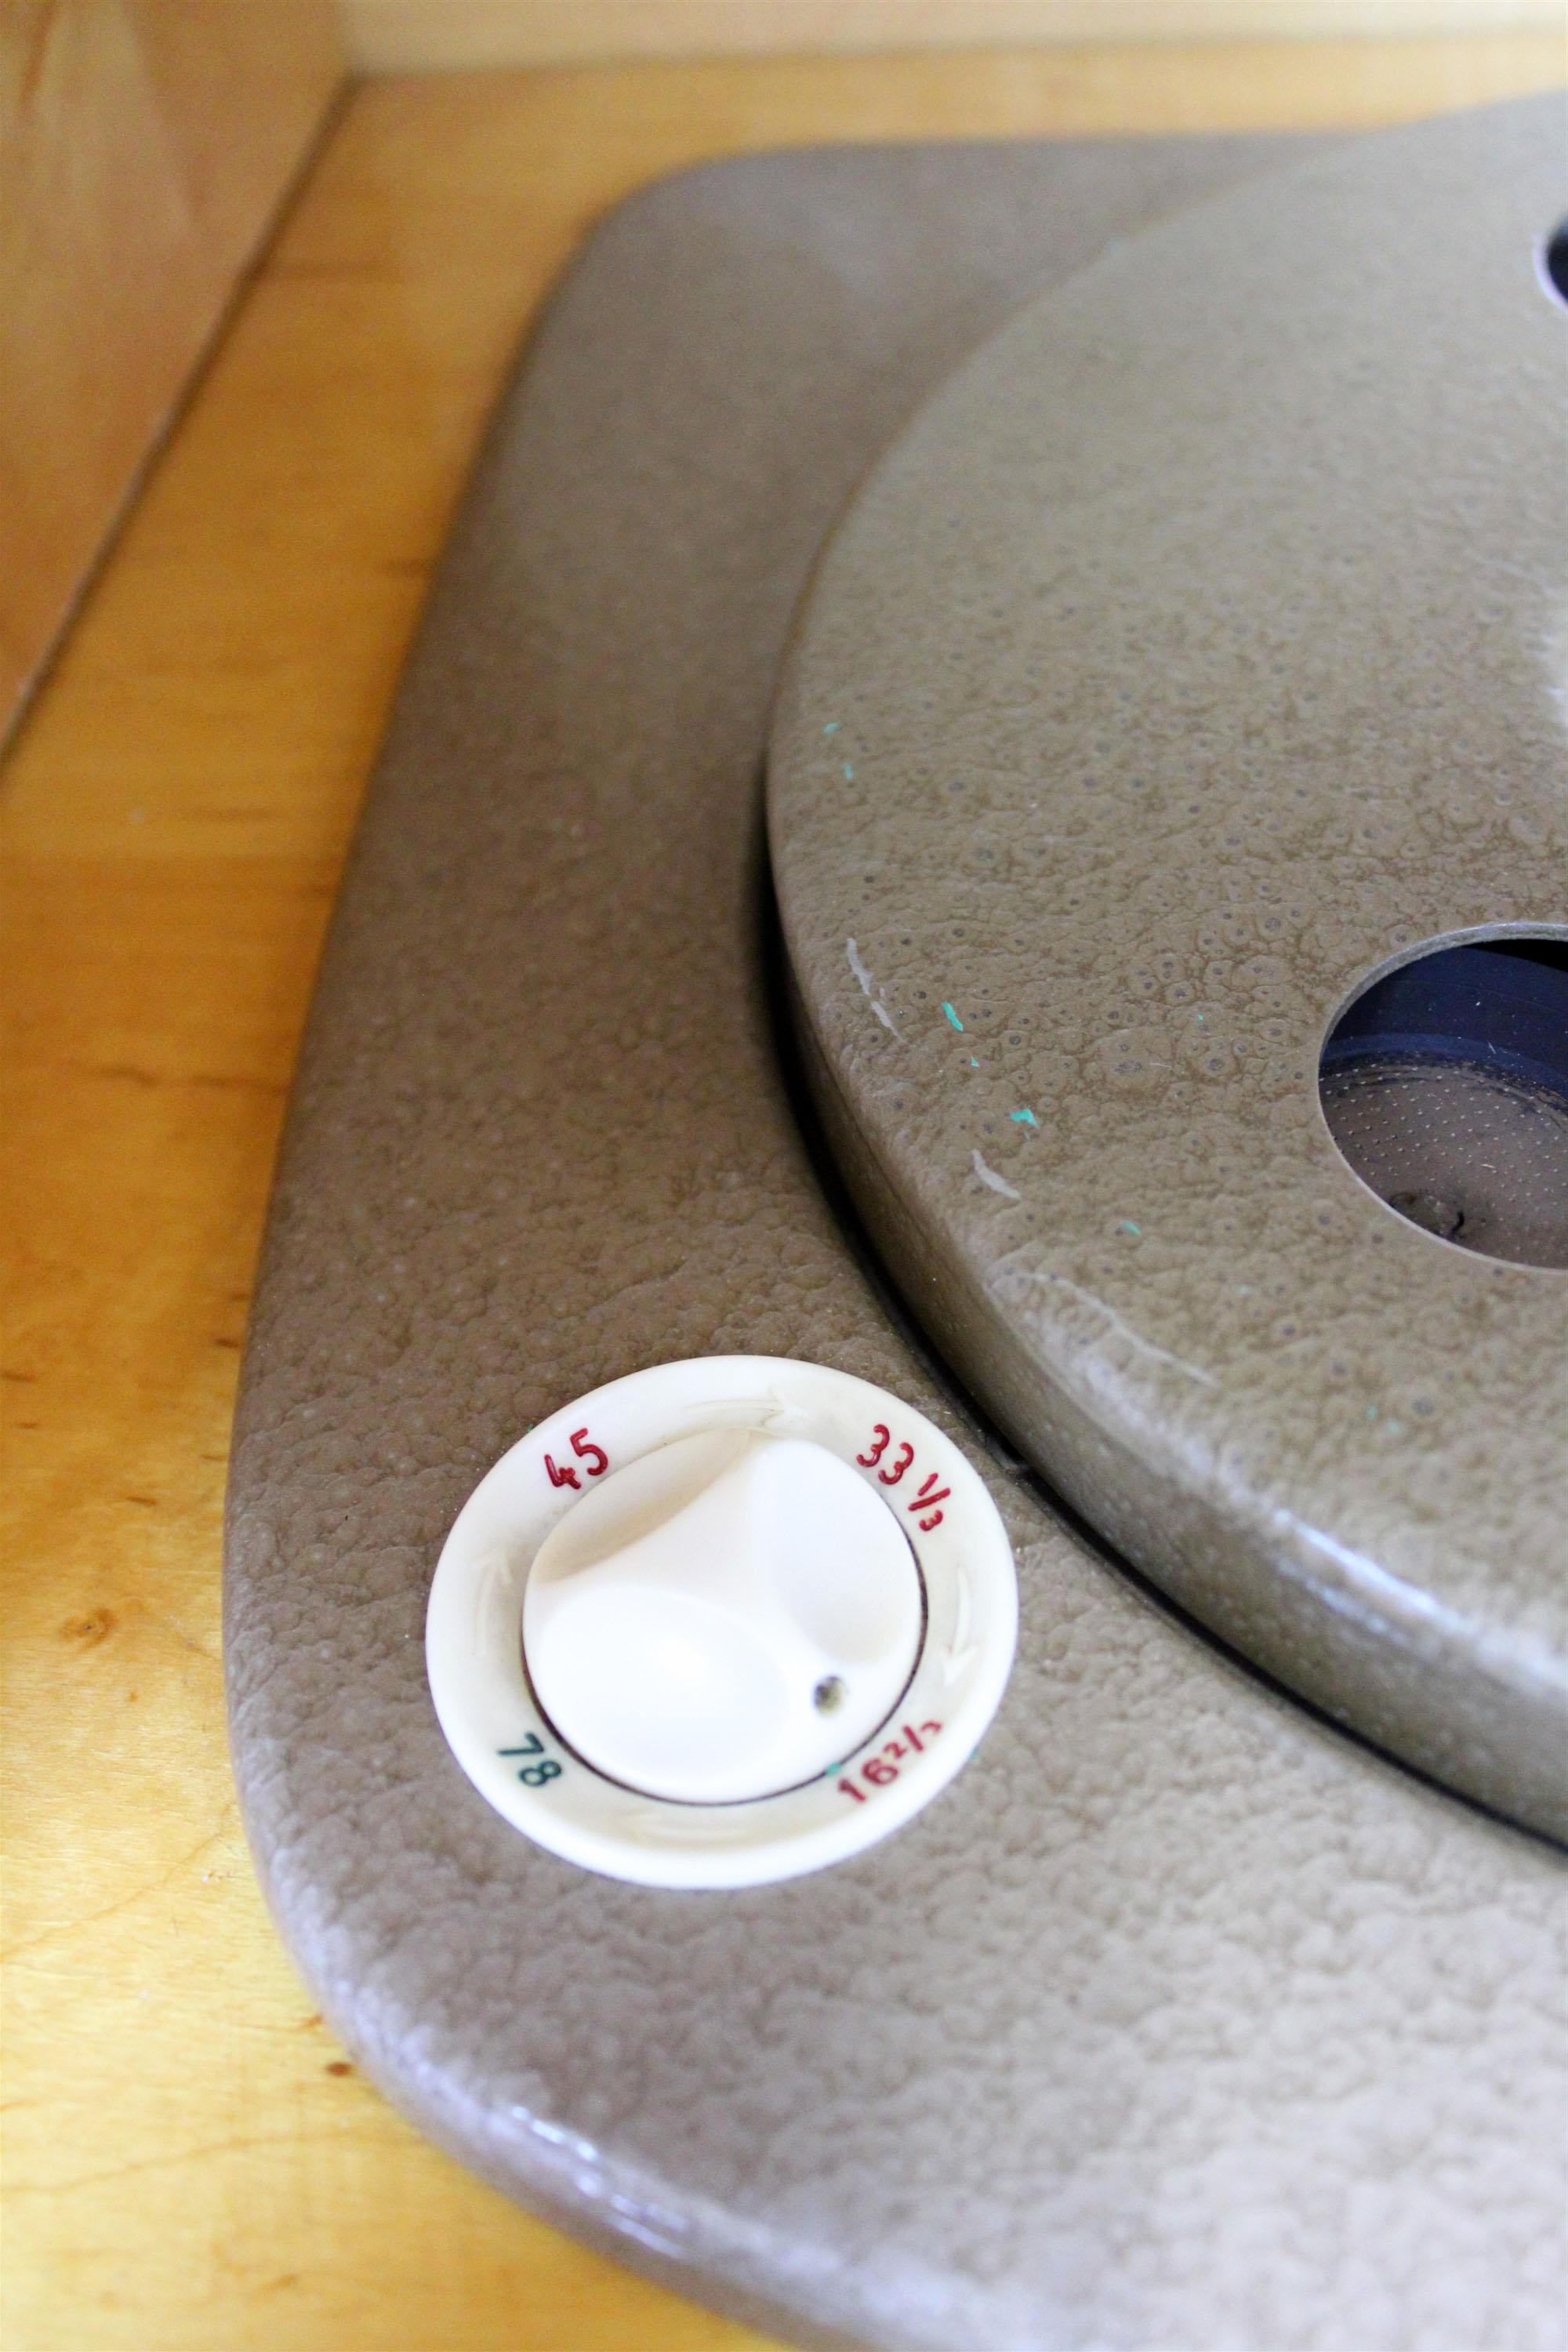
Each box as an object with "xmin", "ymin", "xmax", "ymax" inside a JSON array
[{"xmin": 522, "ymin": 1428, "xmax": 924, "ymax": 1804}]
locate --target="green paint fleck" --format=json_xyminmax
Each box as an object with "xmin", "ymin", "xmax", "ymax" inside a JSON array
[
  {"xmin": 942, "ymin": 1003, "xmax": 964, "ymax": 1031},
  {"xmin": 1011, "ymin": 1108, "xmax": 1038, "ymax": 1127},
  {"xmin": 1119, "ymin": 1220, "xmax": 1141, "ymax": 1236},
  {"xmin": 844, "ymin": 764, "xmax": 855, "ymax": 780},
  {"xmin": 823, "ymin": 721, "xmax": 840, "ymax": 735}
]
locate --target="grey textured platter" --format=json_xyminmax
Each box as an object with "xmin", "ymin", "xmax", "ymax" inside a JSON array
[
  {"xmin": 769, "ymin": 96, "xmax": 1568, "ymax": 1839},
  {"xmin": 227, "ymin": 116, "xmax": 1568, "ymax": 2352}
]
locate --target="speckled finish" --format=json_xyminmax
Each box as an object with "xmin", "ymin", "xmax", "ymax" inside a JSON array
[
  {"xmin": 770, "ymin": 99, "xmax": 1568, "ymax": 1842},
  {"xmin": 227, "ymin": 125, "xmax": 1568, "ymax": 2352}
]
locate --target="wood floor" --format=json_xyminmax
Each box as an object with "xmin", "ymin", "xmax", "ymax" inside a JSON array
[{"xmin": 3, "ymin": 36, "xmax": 1562, "ymax": 2351}]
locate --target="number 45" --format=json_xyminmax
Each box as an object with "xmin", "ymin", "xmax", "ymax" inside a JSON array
[{"xmin": 545, "ymin": 1427, "xmax": 608, "ymax": 1490}]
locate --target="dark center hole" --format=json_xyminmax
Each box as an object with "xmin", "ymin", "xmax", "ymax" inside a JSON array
[
  {"xmin": 1542, "ymin": 218, "xmax": 1568, "ymax": 307},
  {"xmin": 1320, "ymin": 937, "xmax": 1568, "ymax": 1270}
]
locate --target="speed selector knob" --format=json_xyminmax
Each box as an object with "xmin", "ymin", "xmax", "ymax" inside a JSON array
[
  {"xmin": 522, "ymin": 1428, "xmax": 923, "ymax": 1804},
  {"xmin": 428, "ymin": 1356, "xmax": 1016, "ymax": 1885}
]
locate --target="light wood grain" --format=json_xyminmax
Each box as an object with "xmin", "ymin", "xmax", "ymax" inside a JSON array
[
  {"xmin": 3, "ymin": 38, "xmax": 1563, "ymax": 2352},
  {"xmin": 0, "ymin": 0, "xmax": 343, "ymax": 743},
  {"xmin": 341, "ymin": 0, "xmax": 1565, "ymax": 72}
]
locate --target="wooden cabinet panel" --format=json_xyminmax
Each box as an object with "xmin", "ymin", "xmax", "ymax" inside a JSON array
[
  {"xmin": 339, "ymin": 0, "xmax": 1566, "ymax": 71},
  {"xmin": 0, "ymin": 0, "xmax": 343, "ymax": 739}
]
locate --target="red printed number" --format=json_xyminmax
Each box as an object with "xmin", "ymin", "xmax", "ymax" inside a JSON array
[
  {"xmin": 909, "ymin": 1470, "xmax": 950, "ymax": 1530},
  {"xmin": 544, "ymin": 1426, "xmax": 609, "ymax": 1490},
  {"xmin": 837, "ymin": 1722, "xmax": 944, "ymax": 1802},
  {"xmin": 878, "ymin": 1441, "xmax": 915, "ymax": 1487},
  {"xmin": 855, "ymin": 1423, "xmax": 949, "ymax": 1530}
]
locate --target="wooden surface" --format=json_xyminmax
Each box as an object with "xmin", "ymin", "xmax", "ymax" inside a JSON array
[
  {"xmin": 339, "ymin": 0, "xmax": 1565, "ymax": 71},
  {"xmin": 3, "ymin": 36, "xmax": 1563, "ymax": 2352},
  {"xmin": 0, "ymin": 0, "xmax": 343, "ymax": 742}
]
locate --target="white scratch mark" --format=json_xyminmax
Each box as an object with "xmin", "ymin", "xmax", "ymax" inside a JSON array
[
  {"xmin": 971, "ymin": 1150, "xmax": 1020, "ymax": 1200},
  {"xmin": 1263, "ymin": 1508, "xmax": 1565, "ymax": 1699},
  {"xmin": 1270, "ymin": 1513, "xmax": 1472, "ymax": 1649},
  {"xmin": 1005, "ymin": 1269, "xmax": 1218, "ymax": 1388},
  {"xmin": 846, "ymin": 938, "xmax": 902, "ymax": 1037}
]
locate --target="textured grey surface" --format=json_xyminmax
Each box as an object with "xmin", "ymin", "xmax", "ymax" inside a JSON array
[
  {"xmin": 771, "ymin": 98, "xmax": 1568, "ymax": 1840},
  {"xmin": 227, "ymin": 123, "xmax": 1568, "ymax": 2352}
]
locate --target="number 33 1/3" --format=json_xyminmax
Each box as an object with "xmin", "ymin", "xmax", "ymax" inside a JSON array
[{"xmin": 856, "ymin": 1425, "xmax": 950, "ymax": 1531}]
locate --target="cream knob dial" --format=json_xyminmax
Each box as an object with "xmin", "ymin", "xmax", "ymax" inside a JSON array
[
  {"xmin": 427, "ymin": 1356, "xmax": 1016, "ymax": 1886},
  {"xmin": 522, "ymin": 1428, "xmax": 923, "ymax": 1804}
]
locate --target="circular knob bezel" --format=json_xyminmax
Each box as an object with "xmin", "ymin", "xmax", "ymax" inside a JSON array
[{"xmin": 425, "ymin": 1356, "xmax": 1017, "ymax": 1887}]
